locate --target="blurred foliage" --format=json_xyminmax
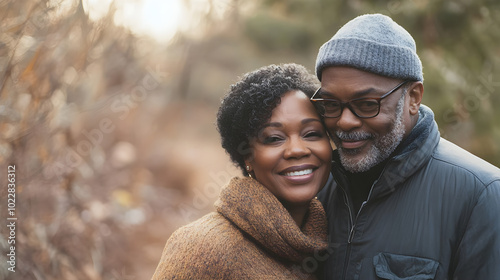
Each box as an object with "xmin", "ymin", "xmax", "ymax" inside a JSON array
[
  {"xmin": 0, "ymin": 0, "xmax": 499, "ymax": 279},
  {"xmin": 245, "ymin": 11, "xmax": 315, "ymax": 52}
]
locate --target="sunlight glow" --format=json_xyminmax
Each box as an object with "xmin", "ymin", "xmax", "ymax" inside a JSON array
[
  {"xmin": 115, "ymin": 0, "xmax": 183, "ymax": 43},
  {"xmin": 83, "ymin": 0, "xmax": 184, "ymax": 43},
  {"xmin": 82, "ymin": 0, "xmax": 113, "ymax": 21}
]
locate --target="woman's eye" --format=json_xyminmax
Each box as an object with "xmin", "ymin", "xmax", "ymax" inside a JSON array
[
  {"xmin": 263, "ymin": 136, "xmax": 283, "ymax": 144},
  {"xmin": 304, "ymin": 131, "xmax": 324, "ymax": 139}
]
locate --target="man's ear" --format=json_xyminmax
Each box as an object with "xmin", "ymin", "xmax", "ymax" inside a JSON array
[{"xmin": 408, "ymin": 81, "xmax": 423, "ymax": 115}]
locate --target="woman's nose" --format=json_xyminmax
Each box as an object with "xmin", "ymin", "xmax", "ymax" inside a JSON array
[{"xmin": 284, "ymin": 137, "xmax": 311, "ymax": 159}]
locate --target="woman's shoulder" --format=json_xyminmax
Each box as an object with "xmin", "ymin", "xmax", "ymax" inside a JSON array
[
  {"xmin": 152, "ymin": 212, "xmax": 248, "ymax": 279},
  {"xmin": 169, "ymin": 212, "xmax": 239, "ymax": 244}
]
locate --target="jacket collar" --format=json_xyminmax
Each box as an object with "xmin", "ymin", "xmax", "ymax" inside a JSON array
[{"xmin": 214, "ymin": 177, "xmax": 328, "ymax": 263}]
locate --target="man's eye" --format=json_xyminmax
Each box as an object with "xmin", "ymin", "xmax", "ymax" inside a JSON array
[
  {"xmin": 322, "ymin": 101, "xmax": 341, "ymax": 114},
  {"xmin": 354, "ymin": 100, "xmax": 379, "ymax": 111},
  {"xmin": 324, "ymin": 101, "xmax": 340, "ymax": 109}
]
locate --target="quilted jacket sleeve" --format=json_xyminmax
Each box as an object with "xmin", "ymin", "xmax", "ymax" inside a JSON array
[{"xmin": 452, "ymin": 180, "xmax": 500, "ymax": 279}]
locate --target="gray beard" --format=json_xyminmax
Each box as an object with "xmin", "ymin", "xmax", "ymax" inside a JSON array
[{"xmin": 334, "ymin": 95, "xmax": 406, "ymax": 173}]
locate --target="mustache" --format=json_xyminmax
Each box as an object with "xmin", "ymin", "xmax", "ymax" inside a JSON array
[{"xmin": 335, "ymin": 130, "xmax": 374, "ymax": 141}]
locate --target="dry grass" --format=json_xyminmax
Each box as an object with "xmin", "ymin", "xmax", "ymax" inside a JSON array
[{"xmin": 0, "ymin": 1, "xmax": 240, "ymax": 279}]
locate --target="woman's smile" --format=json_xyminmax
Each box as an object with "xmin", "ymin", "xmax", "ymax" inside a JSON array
[{"xmin": 247, "ymin": 90, "xmax": 332, "ymax": 206}]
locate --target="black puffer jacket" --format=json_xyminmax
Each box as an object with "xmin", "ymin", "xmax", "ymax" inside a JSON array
[{"xmin": 318, "ymin": 105, "xmax": 500, "ymax": 280}]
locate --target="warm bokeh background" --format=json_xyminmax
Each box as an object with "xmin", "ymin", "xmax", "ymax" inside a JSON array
[{"xmin": 0, "ymin": 0, "xmax": 499, "ymax": 279}]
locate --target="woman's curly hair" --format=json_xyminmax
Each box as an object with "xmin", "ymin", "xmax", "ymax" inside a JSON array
[{"xmin": 216, "ymin": 63, "xmax": 320, "ymax": 176}]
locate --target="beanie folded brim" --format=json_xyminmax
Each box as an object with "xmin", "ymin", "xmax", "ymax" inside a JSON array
[{"xmin": 316, "ymin": 37, "xmax": 423, "ymax": 82}]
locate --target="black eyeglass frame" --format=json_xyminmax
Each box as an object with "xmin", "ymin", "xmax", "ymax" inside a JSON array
[{"xmin": 310, "ymin": 80, "xmax": 411, "ymax": 118}]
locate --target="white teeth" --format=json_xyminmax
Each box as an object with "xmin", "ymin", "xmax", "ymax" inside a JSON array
[{"xmin": 284, "ymin": 169, "xmax": 313, "ymax": 177}]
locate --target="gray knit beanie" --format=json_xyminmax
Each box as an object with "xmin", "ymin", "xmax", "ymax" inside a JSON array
[{"xmin": 316, "ymin": 14, "xmax": 423, "ymax": 81}]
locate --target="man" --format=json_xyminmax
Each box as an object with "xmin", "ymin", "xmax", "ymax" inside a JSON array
[{"xmin": 312, "ymin": 14, "xmax": 500, "ymax": 279}]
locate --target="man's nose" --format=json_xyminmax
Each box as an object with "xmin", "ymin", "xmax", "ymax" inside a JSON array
[{"xmin": 336, "ymin": 106, "xmax": 363, "ymax": 131}]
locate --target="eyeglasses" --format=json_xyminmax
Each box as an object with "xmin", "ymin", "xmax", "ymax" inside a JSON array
[{"xmin": 310, "ymin": 80, "xmax": 410, "ymax": 118}]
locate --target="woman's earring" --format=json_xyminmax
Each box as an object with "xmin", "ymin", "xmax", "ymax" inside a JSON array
[{"xmin": 246, "ymin": 165, "xmax": 253, "ymax": 178}]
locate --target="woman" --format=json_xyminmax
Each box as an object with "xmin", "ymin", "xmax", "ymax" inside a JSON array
[{"xmin": 152, "ymin": 63, "xmax": 332, "ymax": 279}]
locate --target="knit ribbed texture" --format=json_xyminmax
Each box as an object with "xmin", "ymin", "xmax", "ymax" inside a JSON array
[
  {"xmin": 316, "ymin": 14, "xmax": 423, "ymax": 81},
  {"xmin": 151, "ymin": 177, "xmax": 328, "ymax": 279}
]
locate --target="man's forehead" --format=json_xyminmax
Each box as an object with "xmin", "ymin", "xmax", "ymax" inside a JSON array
[
  {"xmin": 317, "ymin": 87, "xmax": 379, "ymax": 100},
  {"xmin": 321, "ymin": 67, "xmax": 400, "ymax": 92}
]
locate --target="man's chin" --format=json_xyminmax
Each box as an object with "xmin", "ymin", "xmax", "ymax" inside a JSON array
[
  {"xmin": 339, "ymin": 152, "xmax": 367, "ymax": 173},
  {"xmin": 338, "ymin": 146, "xmax": 382, "ymax": 173},
  {"xmin": 339, "ymin": 147, "xmax": 363, "ymax": 156}
]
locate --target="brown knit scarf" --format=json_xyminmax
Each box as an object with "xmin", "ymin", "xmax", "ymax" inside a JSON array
[
  {"xmin": 215, "ymin": 177, "xmax": 328, "ymax": 263},
  {"xmin": 151, "ymin": 177, "xmax": 328, "ymax": 279}
]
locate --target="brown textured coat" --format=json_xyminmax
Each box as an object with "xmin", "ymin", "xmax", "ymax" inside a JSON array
[{"xmin": 152, "ymin": 177, "xmax": 328, "ymax": 279}]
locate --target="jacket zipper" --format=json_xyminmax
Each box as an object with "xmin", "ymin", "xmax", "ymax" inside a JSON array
[
  {"xmin": 340, "ymin": 188, "xmax": 353, "ymax": 280},
  {"xmin": 340, "ymin": 180, "xmax": 377, "ymax": 280}
]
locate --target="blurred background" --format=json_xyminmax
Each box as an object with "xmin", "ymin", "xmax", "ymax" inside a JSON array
[{"xmin": 0, "ymin": 0, "xmax": 499, "ymax": 279}]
